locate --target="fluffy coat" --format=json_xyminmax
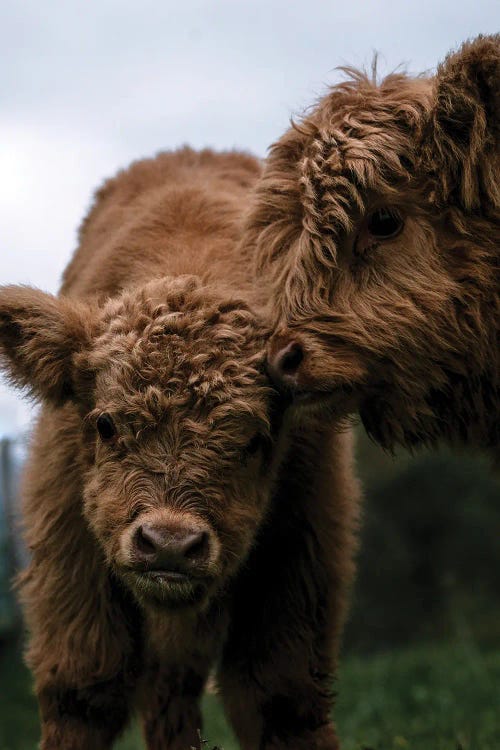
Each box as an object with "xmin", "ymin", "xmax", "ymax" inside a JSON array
[{"xmin": 0, "ymin": 149, "xmax": 360, "ymax": 750}]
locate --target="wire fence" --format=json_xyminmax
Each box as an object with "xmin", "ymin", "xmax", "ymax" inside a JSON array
[{"xmin": 0, "ymin": 436, "xmax": 27, "ymax": 634}]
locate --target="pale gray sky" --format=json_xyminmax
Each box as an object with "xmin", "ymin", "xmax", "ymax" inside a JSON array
[{"xmin": 1, "ymin": 0, "xmax": 498, "ymax": 433}]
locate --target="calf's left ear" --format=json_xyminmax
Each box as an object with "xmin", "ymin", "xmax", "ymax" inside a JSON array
[
  {"xmin": 424, "ymin": 34, "xmax": 500, "ymax": 211},
  {"xmin": 0, "ymin": 285, "xmax": 95, "ymax": 406}
]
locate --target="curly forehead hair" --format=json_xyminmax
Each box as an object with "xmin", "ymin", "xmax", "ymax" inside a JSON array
[
  {"xmin": 80, "ymin": 276, "xmax": 272, "ymax": 428},
  {"xmin": 298, "ymin": 72, "xmax": 430, "ymax": 257}
]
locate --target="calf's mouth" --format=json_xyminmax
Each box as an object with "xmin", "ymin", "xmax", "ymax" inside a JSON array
[{"xmin": 124, "ymin": 566, "xmax": 213, "ymax": 609}]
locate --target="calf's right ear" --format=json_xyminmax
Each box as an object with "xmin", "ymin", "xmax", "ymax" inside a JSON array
[{"xmin": 0, "ymin": 285, "xmax": 95, "ymax": 406}]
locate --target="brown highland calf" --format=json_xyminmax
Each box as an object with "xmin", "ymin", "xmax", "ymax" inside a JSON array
[
  {"xmin": 243, "ymin": 35, "xmax": 499, "ymax": 454},
  {"xmin": 0, "ymin": 149, "xmax": 360, "ymax": 749}
]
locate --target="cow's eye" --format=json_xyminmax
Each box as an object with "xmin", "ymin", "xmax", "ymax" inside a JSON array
[
  {"xmin": 367, "ymin": 208, "xmax": 403, "ymax": 239},
  {"xmin": 97, "ymin": 413, "xmax": 117, "ymax": 441}
]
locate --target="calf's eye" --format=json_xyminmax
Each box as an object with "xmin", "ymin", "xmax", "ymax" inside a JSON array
[
  {"xmin": 245, "ymin": 433, "xmax": 265, "ymax": 456},
  {"xmin": 96, "ymin": 413, "xmax": 117, "ymax": 441},
  {"xmin": 367, "ymin": 208, "xmax": 403, "ymax": 239}
]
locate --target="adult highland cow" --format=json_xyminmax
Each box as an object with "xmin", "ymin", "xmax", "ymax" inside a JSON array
[
  {"xmin": 246, "ymin": 35, "xmax": 499, "ymax": 454},
  {"xmin": 0, "ymin": 149, "xmax": 359, "ymax": 750}
]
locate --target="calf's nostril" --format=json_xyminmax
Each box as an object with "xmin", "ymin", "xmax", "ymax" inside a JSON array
[
  {"xmin": 134, "ymin": 525, "xmax": 159, "ymax": 557},
  {"xmin": 278, "ymin": 341, "xmax": 304, "ymax": 375},
  {"xmin": 183, "ymin": 531, "xmax": 209, "ymax": 561}
]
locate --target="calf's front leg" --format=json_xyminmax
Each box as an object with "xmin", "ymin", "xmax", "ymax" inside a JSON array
[
  {"xmin": 139, "ymin": 658, "xmax": 213, "ymax": 750},
  {"xmin": 37, "ymin": 676, "xmax": 132, "ymax": 750}
]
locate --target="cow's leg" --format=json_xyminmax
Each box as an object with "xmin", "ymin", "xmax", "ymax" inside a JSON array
[
  {"xmin": 23, "ymin": 569, "xmax": 139, "ymax": 750},
  {"xmin": 139, "ymin": 660, "xmax": 211, "ymax": 750},
  {"xmin": 138, "ymin": 610, "xmax": 224, "ymax": 750},
  {"xmin": 218, "ymin": 427, "xmax": 360, "ymax": 750},
  {"xmin": 25, "ymin": 586, "xmax": 138, "ymax": 750},
  {"xmin": 21, "ymin": 554, "xmax": 140, "ymax": 749},
  {"xmin": 31, "ymin": 613, "xmax": 139, "ymax": 750},
  {"xmin": 37, "ymin": 676, "xmax": 133, "ymax": 750}
]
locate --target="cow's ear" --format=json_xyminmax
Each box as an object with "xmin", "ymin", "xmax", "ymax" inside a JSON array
[
  {"xmin": 423, "ymin": 34, "xmax": 500, "ymax": 210},
  {"xmin": 0, "ymin": 285, "xmax": 95, "ymax": 406}
]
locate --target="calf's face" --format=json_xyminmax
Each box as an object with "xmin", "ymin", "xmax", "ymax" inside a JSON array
[
  {"xmin": 255, "ymin": 36, "xmax": 499, "ymax": 448},
  {"xmin": 0, "ymin": 277, "xmax": 284, "ymax": 609}
]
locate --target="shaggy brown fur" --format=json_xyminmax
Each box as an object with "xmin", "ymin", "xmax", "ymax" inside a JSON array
[
  {"xmin": 242, "ymin": 35, "xmax": 499, "ymax": 454},
  {"xmin": 0, "ymin": 148, "xmax": 360, "ymax": 749}
]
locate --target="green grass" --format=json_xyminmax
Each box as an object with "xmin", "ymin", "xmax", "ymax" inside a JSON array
[
  {"xmin": 1, "ymin": 640, "xmax": 499, "ymax": 750},
  {"xmin": 335, "ymin": 643, "xmax": 500, "ymax": 750}
]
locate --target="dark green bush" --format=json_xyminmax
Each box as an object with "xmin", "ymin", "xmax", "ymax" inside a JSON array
[{"xmin": 346, "ymin": 431, "xmax": 500, "ymax": 651}]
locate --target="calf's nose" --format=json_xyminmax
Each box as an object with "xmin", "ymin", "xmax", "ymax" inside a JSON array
[
  {"xmin": 133, "ymin": 523, "xmax": 210, "ymax": 571},
  {"xmin": 267, "ymin": 336, "xmax": 304, "ymax": 389}
]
